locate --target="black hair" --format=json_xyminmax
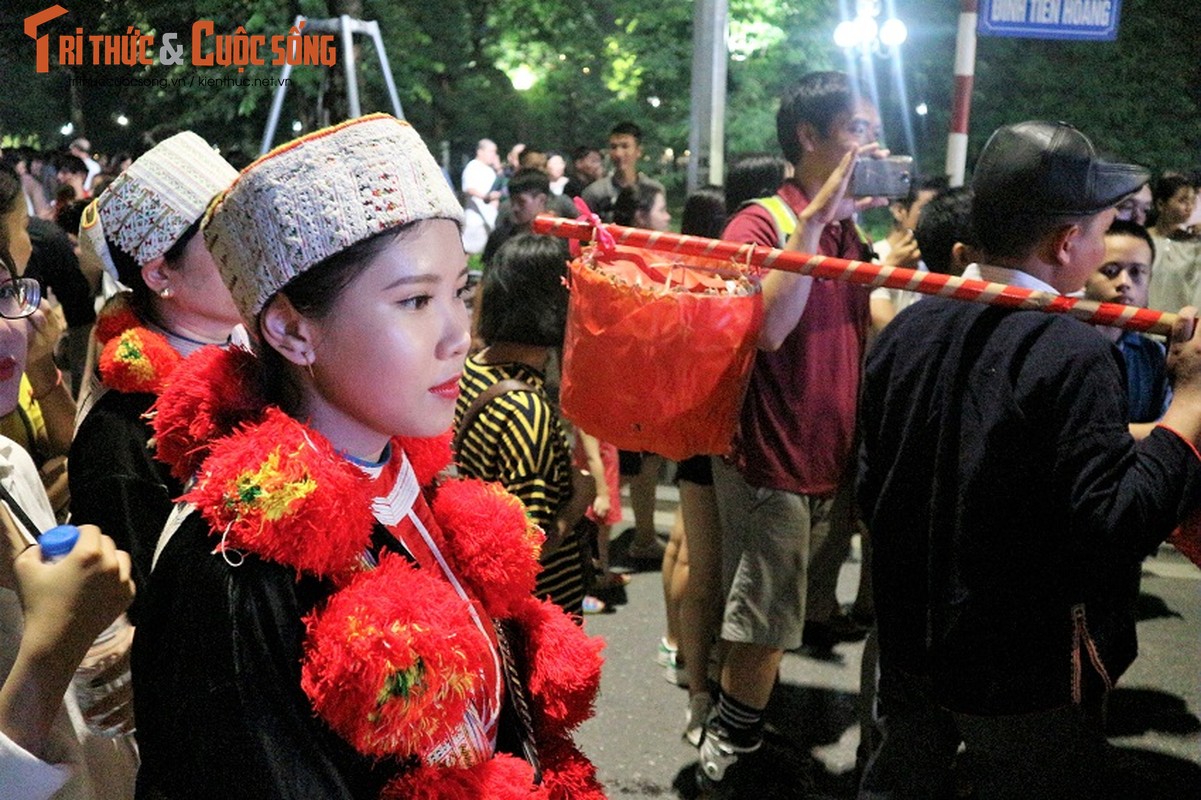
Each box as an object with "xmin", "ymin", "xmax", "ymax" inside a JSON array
[
  {"xmin": 914, "ymin": 186, "xmax": 974, "ymax": 275},
  {"xmin": 776, "ymin": 71, "xmax": 857, "ymax": 164},
  {"xmin": 54, "ymin": 198, "xmax": 91, "ymax": 236},
  {"xmin": 610, "ymin": 121, "xmax": 643, "ymax": 144},
  {"xmin": 898, "ymin": 174, "xmax": 950, "ymax": 208},
  {"xmin": 725, "ymin": 154, "xmax": 788, "ymax": 213},
  {"xmin": 0, "ymin": 162, "xmax": 20, "ymax": 215},
  {"xmin": 507, "ymin": 168, "xmax": 550, "ymax": 198},
  {"xmin": 613, "ymin": 183, "xmax": 663, "ymax": 227},
  {"xmin": 971, "ymin": 205, "xmax": 1089, "ymax": 262},
  {"xmin": 107, "ymin": 215, "xmax": 205, "ymax": 322},
  {"xmin": 1106, "ymin": 218, "xmax": 1156, "ymax": 263},
  {"xmin": 477, "ymin": 233, "xmax": 570, "ymax": 348},
  {"xmin": 572, "ymin": 145, "xmax": 600, "ymax": 162},
  {"xmin": 681, "ymin": 186, "xmax": 727, "ymax": 239},
  {"xmin": 0, "ymin": 162, "xmax": 23, "ymax": 277},
  {"xmin": 1152, "ymin": 173, "xmax": 1194, "ymax": 205},
  {"xmin": 54, "ymin": 153, "xmax": 88, "ymax": 176}
]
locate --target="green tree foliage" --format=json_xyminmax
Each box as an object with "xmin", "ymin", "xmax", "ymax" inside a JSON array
[{"xmin": 3, "ymin": 0, "xmax": 1197, "ymax": 183}]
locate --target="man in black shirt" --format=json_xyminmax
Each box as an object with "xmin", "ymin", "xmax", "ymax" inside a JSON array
[{"xmin": 858, "ymin": 121, "xmax": 1201, "ymax": 798}]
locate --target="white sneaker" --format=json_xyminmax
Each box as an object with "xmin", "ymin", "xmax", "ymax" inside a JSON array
[
  {"xmin": 684, "ymin": 693, "xmax": 713, "ymax": 747},
  {"xmin": 697, "ymin": 722, "xmax": 761, "ymax": 785},
  {"xmin": 656, "ymin": 638, "xmax": 689, "ymax": 686}
]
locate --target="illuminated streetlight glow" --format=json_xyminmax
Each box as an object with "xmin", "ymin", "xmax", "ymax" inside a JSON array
[
  {"xmin": 833, "ymin": 20, "xmax": 860, "ymax": 49},
  {"xmin": 916, "ymin": 103, "xmax": 928, "ymax": 116},
  {"xmin": 60, "ymin": 122, "xmax": 74, "ymax": 136},
  {"xmin": 648, "ymin": 96, "xmax": 661, "ymax": 108},
  {"xmin": 116, "ymin": 114, "xmax": 129, "ymax": 126},
  {"xmin": 879, "ymin": 18, "xmax": 908, "ymax": 47},
  {"xmin": 292, "ymin": 120, "xmax": 303, "ymax": 133},
  {"xmin": 510, "ymin": 65, "xmax": 537, "ymax": 91}
]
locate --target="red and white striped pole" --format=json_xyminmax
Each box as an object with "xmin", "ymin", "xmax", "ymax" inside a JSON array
[{"xmin": 945, "ymin": 0, "xmax": 978, "ymax": 187}]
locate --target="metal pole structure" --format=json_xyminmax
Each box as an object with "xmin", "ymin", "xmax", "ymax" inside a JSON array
[
  {"xmin": 260, "ymin": 16, "xmax": 304, "ymax": 155},
  {"xmin": 369, "ymin": 21, "xmax": 405, "ymax": 119},
  {"xmin": 340, "ymin": 15, "xmax": 361, "ymax": 119},
  {"xmin": 945, "ymin": 0, "xmax": 978, "ymax": 187},
  {"xmin": 260, "ymin": 16, "xmax": 406, "ymax": 153},
  {"xmin": 686, "ymin": 0, "xmax": 728, "ymax": 193}
]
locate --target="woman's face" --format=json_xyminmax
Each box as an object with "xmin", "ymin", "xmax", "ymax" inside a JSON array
[
  {"xmin": 299, "ymin": 219, "xmax": 472, "ymax": 459},
  {"xmin": 162, "ymin": 232, "xmax": 243, "ymax": 332},
  {"xmin": 0, "ymin": 311, "xmax": 29, "ymax": 417},
  {"xmin": 638, "ymin": 191, "xmax": 671, "ymax": 232},
  {"xmin": 4, "ymin": 200, "xmax": 32, "ymax": 274},
  {"xmin": 1158, "ymin": 186, "xmax": 1196, "ymax": 229}
]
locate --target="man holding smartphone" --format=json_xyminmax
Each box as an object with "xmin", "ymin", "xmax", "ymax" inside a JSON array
[{"xmin": 697, "ymin": 70, "xmax": 887, "ymax": 790}]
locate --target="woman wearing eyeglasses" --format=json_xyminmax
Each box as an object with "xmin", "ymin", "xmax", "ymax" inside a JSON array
[
  {"xmin": 0, "ymin": 161, "xmax": 137, "ymax": 800},
  {"xmin": 67, "ymin": 132, "xmax": 242, "ymax": 620}
]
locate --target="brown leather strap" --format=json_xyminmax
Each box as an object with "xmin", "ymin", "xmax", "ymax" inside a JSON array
[
  {"xmin": 453, "ymin": 378, "xmax": 536, "ymax": 455},
  {"xmin": 493, "ymin": 618, "xmax": 541, "ymax": 783}
]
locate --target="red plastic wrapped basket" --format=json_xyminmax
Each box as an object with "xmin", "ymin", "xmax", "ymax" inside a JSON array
[{"xmin": 559, "ymin": 243, "xmax": 763, "ymax": 460}]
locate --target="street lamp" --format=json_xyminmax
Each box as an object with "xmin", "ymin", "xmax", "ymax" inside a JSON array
[
  {"xmin": 833, "ymin": 1, "xmax": 906, "ymax": 55},
  {"xmin": 832, "ymin": 0, "xmax": 915, "ymax": 159}
]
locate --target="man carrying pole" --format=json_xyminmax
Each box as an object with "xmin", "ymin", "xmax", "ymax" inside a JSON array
[{"xmin": 857, "ymin": 120, "xmax": 1201, "ymax": 798}]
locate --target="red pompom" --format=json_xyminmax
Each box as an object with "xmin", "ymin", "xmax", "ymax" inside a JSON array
[
  {"xmin": 99, "ymin": 328, "xmax": 183, "ymax": 394},
  {"xmin": 302, "ymin": 553, "xmax": 495, "ymax": 761},
  {"xmin": 93, "ymin": 293, "xmax": 142, "ymax": 344},
  {"xmin": 153, "ymin": 345, "xmax": 265, "ymax": 482},
  {"xmin": 539, "ymin": 739, "xmax": 605, "ymax": 800},
  {"xmin": 510, "ymin": 596, "xmax": 604, "ymax": 739},
  {"xmin": 184, "ymin": 408, "xmax": 374, "ymax": 577},
  {"xmin": 397, "ymin": 429, "xmax": 454, "ymax": 487},
  {"xmin": 380, "ymin": 753, "xmax": 548, "ymax": 800},
  {"xmin": 431, "ymin": 478, "xmax": 544, "ymax": 617}
]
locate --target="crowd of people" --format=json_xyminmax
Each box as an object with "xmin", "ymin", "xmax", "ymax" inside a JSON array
[{"xmin": 1, "ymin": 65, "xmax": 1200, "ymax": 800}]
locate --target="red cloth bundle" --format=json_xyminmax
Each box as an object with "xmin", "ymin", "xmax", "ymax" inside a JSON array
[{"xmin": 560, "ymin": 244, "xmax": 762, "ymax": 460}]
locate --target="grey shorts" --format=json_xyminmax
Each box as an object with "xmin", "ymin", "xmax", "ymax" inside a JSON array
[{"xmin": 711, "ymin": 457, "xmax": 832, "ymax": 650}]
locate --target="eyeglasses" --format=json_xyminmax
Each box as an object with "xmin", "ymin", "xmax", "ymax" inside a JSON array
[{"xmin": 0, "ymin": 277, "xmax": 42, "ymax": 319}]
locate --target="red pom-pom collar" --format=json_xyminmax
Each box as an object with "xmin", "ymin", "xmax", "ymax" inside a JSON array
[{"xmin": 152, "ymin": 340, "xmax": 604, "ymax": 796}]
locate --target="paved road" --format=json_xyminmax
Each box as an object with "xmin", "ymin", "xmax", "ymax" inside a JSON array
[{"xmin": 574, "ymin": 485, "xmax": 1201, "ymax": 798}]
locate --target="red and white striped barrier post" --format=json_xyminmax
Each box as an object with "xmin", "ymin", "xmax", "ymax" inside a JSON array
[{"xmin": 946, "ymin": 0, "xmax": 978, "ymax": 188}]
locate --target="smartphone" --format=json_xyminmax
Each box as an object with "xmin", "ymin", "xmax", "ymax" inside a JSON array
[{"xmin": 852, "ymin": 156, "xmax": 914, "ymax": 199}]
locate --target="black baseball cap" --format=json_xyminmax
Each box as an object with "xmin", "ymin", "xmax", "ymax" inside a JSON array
[{"xmin": 972, "ymin": 121, "xmax": 1149, "ymax": 218}]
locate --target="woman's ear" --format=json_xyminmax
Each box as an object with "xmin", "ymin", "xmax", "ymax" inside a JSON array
[
  {"xmin": 141, "ymin": 257, "xmax": 170, "ymax": 295},
  {"xmin": 259, "ymin": 293, "xmax": 321, "ymax": 367}
]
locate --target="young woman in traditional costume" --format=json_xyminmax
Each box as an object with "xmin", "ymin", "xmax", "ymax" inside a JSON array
[
  {"xmin": 132, "ymin": 115, "xmax": 604, "ymax": 799},
  {"xmin": 68, "ymin": 132, "xmax": 242, "ymax": 613}
]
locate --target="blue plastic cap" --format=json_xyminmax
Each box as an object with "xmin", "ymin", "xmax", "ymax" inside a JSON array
[{"xmin": 38, "ymin": 524, "xmax": 81, "ymax": 559}]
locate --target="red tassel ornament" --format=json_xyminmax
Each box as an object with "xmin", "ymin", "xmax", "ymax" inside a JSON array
[
  {"xmin": 99, "ymin": 327, "xmax": 183, "ymax": 395},
  {"xmin": 431, "ymin": 478, "xmax": 544, "ymax": 618},
  {"xmin": 380, "ymin": 753, "xmax": 548, "ymax": 799},
  {"xmin": 398, "ymin": 429, "xmax": 455, "ymax": 487},
  {"xmin": 510, "ymin": 595, "xmax": 604, "ymax": 739},
  {"xmin": 184, "ymin": 408, "xmax": 374, "ymax": 577},
  {"xmin": 153, "ymin": 345, "xmax": 266, "ymax": 482},
  {"xmin": 302, "ymin": 552, "xmax": 494, "ymax": 760}
]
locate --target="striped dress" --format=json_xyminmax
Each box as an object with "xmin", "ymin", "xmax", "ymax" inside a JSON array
[{"xmin": 454, "ymin": 356, "xmax": 585, "ymax": 615}]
